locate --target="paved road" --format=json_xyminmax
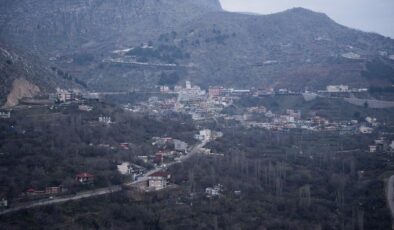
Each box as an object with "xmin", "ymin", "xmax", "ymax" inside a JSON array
[
  {"xmin": 387, "ymin": 175, "xmax": 394, "ymax": 222},
  {"xmin": 0, "ymin": 141, "xmax": 208, "ymax": 216},
  {"xmin": 128, "ymin": 140, "xmax": 208, "ymax": 185},
  {"xmin": 0, "ymin": 186, "xmax": 122, "ymax": 216}
]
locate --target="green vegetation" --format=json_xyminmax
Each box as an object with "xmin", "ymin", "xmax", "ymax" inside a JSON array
[
  {"xmin": 230, "ymin": 95, "xmax": 394, "ymax": 123},
  {"xmin": 126, "ymin": 45, "xmax": 189, "ymax": 64},
  {"xmin": 50, "ymin": 66, "xmax": 88, "ymax": 88},
  {"xmin": 73, "ymin": 53, "xmax": 95, "ymax": 65},
  {"xmin": 0, "ymin": 102, "xmax": 195, "ymax": 199},
  {"xmin": 158, "ymin": 72, "xmax": 180, "ymax": 87},
  {"xmin": 1, "ymin": 127, "xmax": 392, "ymax": 229},
  {"xmin": 362, "ymin": 59, "xmax": 394, "ymax": 83}
]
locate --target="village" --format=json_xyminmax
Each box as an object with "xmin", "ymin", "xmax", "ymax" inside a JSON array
[
  {"xmin": 119, "ymin": 81, "xmax": 387, "ymax": 136},
  {"xmin": 1, "ymin": 81, "xmax": 394, "ymax": 213},
  {"xmin": 0, "ymin": 93, "xmax": 226, "ymax": 212}
]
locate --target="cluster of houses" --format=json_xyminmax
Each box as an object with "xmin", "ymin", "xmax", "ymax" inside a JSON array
[
  {"xmin": 123, "ymin": 97, "xmax": 177, "ymax": 115},
  {"xmin": 117, "ymin": 162, "xmax": 146, "ymax": 181},
  {"xmin": 324, "ymin": 85, "xmax": 368, "ymax": 94},
  {"xmin": 195, "ymin": 129, "xmax": 223, "ymax": 142},
  {"xmin": 124, "ymin": 81, "xmax": 372, "ymax": 132},
  {"xmin": 175, "ymin": 82, "xmax": 249, "ymax": 121},
  {"xmin": 151, "ymin": 137, "xmax": 189, "ymax": 165},
  {"xmin": 23, "ymin": 172, "xmax": 95, "ymax": 198},
  {"xmin": 53, "ymin": 88, "xmax": 100, "ymax": 105},
  {"xmin": 116, "ymin": 136, "xmax": 190, "ymax": 191},
  {"xmin": 56, "ymin": 89, "xmax": 100, "ymax": 103},
  {"xmin": 56, "ymin": 88, "xmax": 76, "ymax": 103},
  {"xmin": 129, "ymin": 81, "xmax": 247, "ymax": 121},
  {"xmin": 231, "ymin": 106, "xmax": 379, "ymax": 134}
]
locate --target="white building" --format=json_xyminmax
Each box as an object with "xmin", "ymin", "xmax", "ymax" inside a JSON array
[
  {"xmin": 160, "ymin": 86, "xmax": 170, "ymax": 93},
  {"xmin": 205, "ymin": 184, "xmax": 223, "ymax": 198},
  {"xmin": 117, "ymin": 162, "xmax": 133, "ymax": 175},
  {"xmin": 286, "ymin": 109, "xmax": 301, "ymax": 119},
  {"xmin": 0, "ymin": 111, "xmax": 11, "ymax": 119},
  {"xmin": 326, "ymin": 85, "xmax": 349, "ymax": 93},
  {"xmin": 341, "ymin": 52, "xmax": 361, "ymax": 59},
  {"xmin": 265, "ymin": 111, "xmax": 274, "ymax": 118},
  {"xmin": 174, "ymin": 139, "xmax": 188, "ymax": 152},
  {"xmin": 148, "ymin": 171, "xmax": 171, "ymax": 191},
  {"xmin": 196, "ymin": 129, "xmax": 212, "ymax": 141},
  {"xmin": 359, "ymin": 126, "xmax": 373, "ymax": 134},
  {"xmin": 369, "ymin": 145, "xmax": 377, "ymax": 153},
  {"xmin": 186, "ymin": 81, "xmax": 192, "ymax": 89},
  {"xmin": 57, "ymin": 89, "xmax": 74, "ymax": 102},
  {"xmin": 79, "ymin": 105, "xmax": 93, "ymax": 112},
  {"xmin": 365, "ymin": 117, "xmax": 377, "ymax": 124},
  {"xmin": 177, "ymin": 86, "xmax": 206, "ymax": 102},
  {"xmin": 99, "ymin": 116, "xmax": 112, "ymax": 124}
]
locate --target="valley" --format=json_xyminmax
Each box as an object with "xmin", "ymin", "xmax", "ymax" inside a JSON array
[{"xmin": 1, "ymin": 0, "xmax": 394, "ymax": 229}]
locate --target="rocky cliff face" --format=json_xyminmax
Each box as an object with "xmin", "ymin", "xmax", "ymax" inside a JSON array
[
  {"xmin": 5, "ymin": 78, "xmax": 40, "ymax": 107},
  {"xmin": 0, "ymin": 43, "xmax": 79, "ymax": 106}
]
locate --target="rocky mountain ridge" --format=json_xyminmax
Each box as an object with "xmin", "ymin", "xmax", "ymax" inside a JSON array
[{"xmin": 0, "ymin": 1, "xmax": 394, "ymax": 98}]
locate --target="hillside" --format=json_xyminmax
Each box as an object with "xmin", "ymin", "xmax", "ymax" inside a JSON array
[
  {"xmin": 82, "ymin": 7, "xmax": 394, "ymax": 91},
  {"xmin": 0, "ymin": 1, "xmax": 394, "ymax": 93},
  {"xmin": 0, "ymin": 0, "xmax": 222, "ymax": 56},
  {"xmin": 0, "ymin": 44, "xmax": 81, "ymax": 106},
  {"xmin": 173, "ymin": 8, "xmax": 394, "ymax": 89}
]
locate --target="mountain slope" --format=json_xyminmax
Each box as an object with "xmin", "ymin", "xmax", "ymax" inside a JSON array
[
  {"xmin": 0, "ymin": 0, "xmax": 222, "ymax": 57},
  {"xmin": 169, "ymin": 8, "xmax": 394, "ymax": 89},
  {"xmin": 0, "ymin": 43, "xmax": 80, "ymax": 106},
  {"xmin": 1, "ymin": 2, "xmax": 394, "ymax": 92},
  {"xmin": 83, "ymin": 7, "xmax": 394, "ymax": 90}
]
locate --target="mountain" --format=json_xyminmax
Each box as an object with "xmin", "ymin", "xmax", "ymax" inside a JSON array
[
  {"xmin": 0, "ymin": 44, "xmax": 81, "ymax": 107},
  {"xmin": 0, "ymin": 1, "xmax": 394, "ymax": 94},
  {"xmin": 0, "ymin": 0, "xmax": 222, "ymax": 56},
  {"xmin": 172, "ymin": 8, "xmax": 394, "ymax": 89}
]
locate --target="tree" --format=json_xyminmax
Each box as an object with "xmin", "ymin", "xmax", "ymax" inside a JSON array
[{"xmin": 158, "ymin": 72, "xmax": 179, "ymax": 87}]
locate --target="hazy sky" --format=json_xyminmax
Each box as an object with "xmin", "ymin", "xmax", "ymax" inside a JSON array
[{"xmin": 219, "ymin": 0, "xmax": 394, "ymax": 38}]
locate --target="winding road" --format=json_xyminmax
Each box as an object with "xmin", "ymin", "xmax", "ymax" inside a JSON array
[
  {"xmin": 0, "ymin": 186, "xmax": 122, "ymax": 216},
  {"xmin": 0, "ymin": 141, "xmax": 208, "ymax": 216},
  {"xmin": 127, "ymin": 140, "xmax": 208, "ymax": 185}
]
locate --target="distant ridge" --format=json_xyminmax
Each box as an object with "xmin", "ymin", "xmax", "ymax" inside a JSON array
[{"xmin": 0, "ymin": 1, "xmax": 393, "ymax": 95}]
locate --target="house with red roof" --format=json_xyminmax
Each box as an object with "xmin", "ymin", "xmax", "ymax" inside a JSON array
[
  {"xmin": 154, "ymin": 152, "xmax": 164, "ymax": 165},
  {"xmin": 45, "ymin": 186, "xmax": 62, "ymax": 194},
  {"xmin": 75, "ymin": 173, "xmax": 95, "ymax": 184},
  {"xmin": 26, "ymin": 188, "xmax": 45, "ymax": 197}
]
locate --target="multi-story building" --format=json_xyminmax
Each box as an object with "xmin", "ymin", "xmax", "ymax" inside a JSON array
[{"xmin": 148, "ymin": 171, "xmax": 171, "ymax": 191}]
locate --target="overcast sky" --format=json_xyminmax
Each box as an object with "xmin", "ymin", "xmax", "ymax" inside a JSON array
[{"xmin": 219, "ymin": 0, "xmax": 394, "ymax": 38}]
